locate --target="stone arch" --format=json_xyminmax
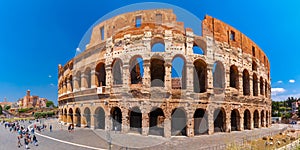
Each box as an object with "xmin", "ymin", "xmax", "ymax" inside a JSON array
[
  {"xmin": 94, "ymin": 107, "xmax": 105, "ymax": 129},
  {"xmin": 243, "ymin": 69, "xmax": 250, "ymax": 95},
  {"xmin": 95, "ymin": 62, "xmax": 106, "ymax": 87},
  {"xmin": 265, "ymin": 80, "xmax": 268, "ymax": 97},
  {"xmin": 129, "ymin": 55, "xmax": 143, "ymax": 84},
  {"xmin": 112, "ymin": 58, "xmax": 123, "ymax": 85},
  {"xmin": 150, "ymin": 56, "xmax": 165, "ymax": 87},
  {"xmin": 68, "ymin": 75, "xmax": 73, "ymax": 92},
  {"xmin": 193, "ymin": 59, "xmax": 207, "ymax": 93},
  {"xmin": 244, "ymin": 109, "xmax": 251, "ymax": 130},
  {"xmin": 213, "ymin": 108, "xmax": 226, "ymax": 133},
  {"xmin": 266, "ymin": 110, "xmax": 269, "ymax": 126},
  {"xmin": 64, "ymin": 108, "xmax": 67, "ymax": 123},
  {"xmin": 253, "ymin": 73, "xmax": 258, "ymax": 96},
  {"xmin": 171, "ymin": 54, "xmax": 186, "ymax": 89},
  {"xmin": 213, "ymin": 61, "xmax": 225, "ymax": 89},
  {"xmin": 261, "ymin": 110, "xmax": 265, "ymax": 127},
  {"xmin": 68, "ymin": 108, "xmax": 74, "ymax": 124},
  {"xmin": 171, "ymin": 108, "xmax": 187, "ymax": 136},
  {"xmin": 194, "ymin": 108, "xmax": 208, "ymax": 135},
  {"xmin": 149, "ymin": 107, "xmax": 165, "ymax": 136},
  {"xmin": 75, "ymin": 108, "xmax": 81, "ymax": 127},
  {"xmin": 193, "ymin": 36, "xmax": 207, "ymax": 55},
  {"xmin": 129, "ymin": 106, "xmax": 142, "ymax": 134},
  {"xmin": 84, "ymin": 67, "xmax": 92, "ymax": 88},
  {"xmin": 231, "ymin": 109, "xmax": 240, "ymax": 131},
  {"xmin": 253, "ymin": 110, "xmax": 259, "ymax": 128},
  {"xmin": 230, "ymin": 65, "xmax": 239, "ymax": 89},
  {"xmin": 151, "ymin": 37, "xmax": 165, "ymax": 52},
  {"xmin": 260, "ymin": 77, "xmax": 264, "ymax": 95},
  {"xmin": 83, "ymin": 107, "xmax": 91, "ymax": 128},
  {"xmin": 111, "ymin": 107, "xmax": 122, "ymax": 131}
]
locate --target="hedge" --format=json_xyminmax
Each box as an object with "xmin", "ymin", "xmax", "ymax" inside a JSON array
[{"xmin": 33, "ymin": 111, "xmax": 55, "ymax": 118}]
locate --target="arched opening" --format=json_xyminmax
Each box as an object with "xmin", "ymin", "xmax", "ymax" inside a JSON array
[
  {"xmin": 130, "ymin": 56, "xmax": 143, "ymax": 84},
  {"xmin": 68, "ymin": 108, "xmax": 74, "ymax": 124},
  {"xmin": 94, "ymin": 107, "xmax": 105, "ymax": 129},
  {"xmin": 193, "ymin": 45, "xmax": 204, "ymax": 55},
  {"xmin": 213, "ymin": 61, "xmax": 225, "ymax": 89},
  {"xmin": 84, "ymin": 68, "xmax": 91, "ymax": 88},
  {"xmin": 253, "ymin": 73, "xmax": 258, "ymax": 96},
  {"xmin": 193, "ymin": 59, "xmax": 207, "ymax": 93},
  {"xmin": 254, "ymin": 110, "xmax": 259, "ymax": 128},
  {"xmin": 171, "ymin": 108, "xmax": 187, "ymax": 136},
  {"xmin": 260, "ymin": 77, "xmax": 264, "ymax": 95},
  {"xmin": 75, "ymin": 108, "xmax": 81, "ymax": 127},
  {"xmin": 231, "ymin": 109, "xmax": 240, "ymax": 131},
  {"xmin": 244, "ymin": 109, "xmax": 251, "ymax": 130},
  {"xmin": 230, "ymin": 65, "xmax": 239, "ymax": 89},
  {"xmin": 96, "ymin": 63, "xmax": 106, "ymax": 87},
  {"xmin": 151, "ymin": 38, "xmax": 165, "ymax": 52},
  {"xmin": 64, "ymin": 108, "xmax": 67, "ymax": 123},
  {"xmin": 129, "ymin": 107, "xmax": 142, "ymax": 134},
  {"xmin": 69, "ymin": 75, "xmax": 73, "ymax": 92},
  {"xmin": 266, "ymin": 111, "xmax": 269, "ymax": 126},
  {"xmin": 149, "ymin": 107, "xmax": 165, "ymax": 136},
  {"xmin": 194, "ymin": 108, "xmax": 208, "ymax": 135},
  {"xmin": 112, "ymin": 59, "xmax": 123, "ymax": 85},
  {"xmin": 214, "ymin": 108, "xmax": 226, "ymax": 132},
  {"xmin": 111, "ymin": 107, "xmax": 122, "ymax": 131},
  {"xmin": 150, "ymin": 56, "xmax": 165, "ymax": 87},
  {"xmin": 261, "ymin": 110, "xmax": 265, "ymax": 127},
  {"xmin": 84, "ymin": 107, "xmax": 91, "ymax": 128},
  {"xmin": 243, "ymin": 70, "xmax": 250, "ymax": 95},
  {"xmin": 76, "ymin": 72, "xmax": 81, "ymax": 90},
  {"xmin": 171, "ymin": 56, "xmax": 186, "ymax": 89},
  {"xmin": 252, "ymin": 61, "xmax": 257, "ymax": 71}
]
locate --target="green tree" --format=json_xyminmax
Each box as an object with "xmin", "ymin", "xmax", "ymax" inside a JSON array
[
  {"xmin": 298, "ymin": 106, "xmax": 300, "ymax": 118},
  {"xmin": 4, "ymin": 105, "xmax": 10, "ymax": 110},
  {"xmin": 0, "ymin": 105, "xmax": 2, "ymax": 114},
  {"xmin": 46, "ymin": 101, "xmax": 55, "ymax": 108}
]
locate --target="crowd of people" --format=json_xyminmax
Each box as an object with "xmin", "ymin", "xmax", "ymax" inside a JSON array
[{"xmin": 2, "ymin": 119, "xmax": 45, "ymax": 149}]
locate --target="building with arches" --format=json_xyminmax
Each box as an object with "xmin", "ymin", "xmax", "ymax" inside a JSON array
[{"xmin": 58, "ymin": 9, "xmax": 271, "ymax": 138}]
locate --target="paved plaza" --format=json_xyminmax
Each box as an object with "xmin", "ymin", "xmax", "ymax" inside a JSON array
[{"xmin": 0, "ymin": 119, "xmax": 290, "ymax": 150}]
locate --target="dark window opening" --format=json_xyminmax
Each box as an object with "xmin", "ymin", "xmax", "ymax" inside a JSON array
[
  {"xmin": 230, "ymin": 31, "xmax": 235, "ymax": 41},
  {"xmin": 100, "ymin": 26, "xmax": 105, "ymax": 40},
  {"xmin": 135, "ymin": 16, "xmax": 141, "ymax": 28}
]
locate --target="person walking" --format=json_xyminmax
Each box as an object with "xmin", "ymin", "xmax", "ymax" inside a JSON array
[
  {"xmin": 24, "ymin": 133, "xmax": 29, "ymax": 149},
  {"xmin": 17, "ymin": 135, "xmax": 22, "ymax": 148},
  {"xmin": 49, "ymin": 124, "xmax": 52, "ymax": 132},
  {"xmin": 32, "ymin": 134, "xmax": 38, "ymax": 146}
]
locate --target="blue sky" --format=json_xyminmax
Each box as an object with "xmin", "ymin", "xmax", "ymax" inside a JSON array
[{"xmin": 0, "ymin": 0, "xmax": 299, "ymax": 104}]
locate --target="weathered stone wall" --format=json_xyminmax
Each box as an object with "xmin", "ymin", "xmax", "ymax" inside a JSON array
[{"xmin": 57, "ymin": 9, "xmax": 271, "ymax": 138}]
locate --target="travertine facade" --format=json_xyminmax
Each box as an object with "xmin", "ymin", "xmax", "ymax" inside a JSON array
[{"xmin": 58, "ymin": 9, "xmax": 271, "ymax": 137}]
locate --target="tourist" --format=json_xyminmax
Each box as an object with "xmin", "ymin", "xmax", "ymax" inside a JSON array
[
  {"xmin": 32, "ymin": 134, "xmax": 38, "ymax": 146},
  {"xmin": 24, "ymin": 133, "xmax": 30, "ymax": 149},
  {"xmin": 49, "ymin": 124, "xmax": 52, "ymax": 132},
  {"xmin": 17, "ymin": 135, "xmax": 22, "ymax": 148}
]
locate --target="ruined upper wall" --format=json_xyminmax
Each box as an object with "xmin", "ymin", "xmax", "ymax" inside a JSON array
[
  {"xmin": 88, "ymin": 9, "xmax": 179, "ymax": 48},
  {"xmin": 202, "ymin": 15, "xmax": 270, "ymax": 71}
]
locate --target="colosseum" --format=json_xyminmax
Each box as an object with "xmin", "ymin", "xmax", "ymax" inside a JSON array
[{"xmin": 58, "ymin": 9, "xmax": 271, "ymax": 138}]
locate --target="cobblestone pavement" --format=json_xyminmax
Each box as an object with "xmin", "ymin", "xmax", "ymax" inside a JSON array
[
  {"xmin": 0, "ymin": 119, "xmax": 289, "ymax": 150},
  {"xmin": 39, "ymin": 119, "xmax": 289, "ymax": 150}
]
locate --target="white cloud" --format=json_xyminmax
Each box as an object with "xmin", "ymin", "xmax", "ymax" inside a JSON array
[
  {"xmin": 289, "ymin": 79, "xmax": 295, "ymax": 83},
  {"xmin": 271, "ymin": 88, "xmax": 286, "ymax": 96},
  {"xmin": 272, "ymin": 93, "xmax": 300, "ymax": 101},
  {"xmin": 76, "ymin": 47, "xmax": 81, "ymax": 52},
  {"xmin": 50, "ymin": 83, "xmax": 55, "ymax": 87},
  {"xmin": 277, "ymin": 80, "xmax": 283, "ymax": 84},
  {"xmin": 48, "ymin": 75, "xmax": 52, "ymax": 78}
]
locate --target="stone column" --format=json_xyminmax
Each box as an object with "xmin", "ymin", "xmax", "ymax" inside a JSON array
[
  {"xmin": 122, "ymin": 109, "xmax": 129, "ymax": 133},
  {"xmin": 206, "ymin": 64, "xmax": 214, "ymax": 94},
  {"xmin": 122, "ymin": 63, "xmax": 130, "ymax": 91},
  {"xmin": 73, "ymin": 114, "xmax": 78, "ymax": 127},
  {"xmin": 257, "ymin": 79, "xmax": 260, "ymax": 96},
  {"xmin": 73, "ymin": 76, "xmax": 79, "ymax": 92},
  {"xmin": 105, "ymin": 114, "xmax": 111, "ymax": 131},
  {"xmin": 238, "ymin": 72, "xmax": 243, "ymax": 95},
  {"xmin": 90, "ymin": 114, "xmax": 95, "ymax": 129},
  {"xmin": 67, "ymin": 79, "xmax": 72, "ymax": 93},
  {"xmin": 143, "ymin": 60, "xmax": 151, "ymax": 91},
  {"xmin": 249, "ymin": 73, "xmax": 253, "ymax": 96},
  {"xmin": 81, "ymin": 74, "xmax": 87, "ymax": 90},
  {"xmin": 91, "ymin": 70, "xmax": 98, "ymax": 88},
  {"xmin": 164, "ymin": 61, "xmax": 172, "ymax": 91},
  {"xmin": 164, "ymin": 118, "xmax": 171, "ymax": 138},
  {"xmin": 81, "ymin": 114, "xmax": 86, "ymax": 128},
  {"xmin": 105, "ymin": 65, "xmax": 112, "ymax": 93},
  {"xmin": 186, "ymin": 62, "xmax": 194, "ymax": 93},
  {"xmin": 250, "ymin": 112, "xmax": 254, "ymax": 130},
  {"xmin": 63, "ymin": 82, "xmax": 67, "ymax": 94},
  {"xmin": 225, "ymin": 112, "xmax": 231, "ymax": 132},
  {"xmin": 207, "ymin": 109, "xmax": 214, "ymax": 135},
  {"xmin": 240, "ymin": 115, "xmax": 244, "ymax": 131},
  {"xmin": 186, "ymin": 117, "xmax": 194, "ymax": 137},
  {"xmin": 142, "ymin": 113, "xmax": 149, "ymax": 136}
]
